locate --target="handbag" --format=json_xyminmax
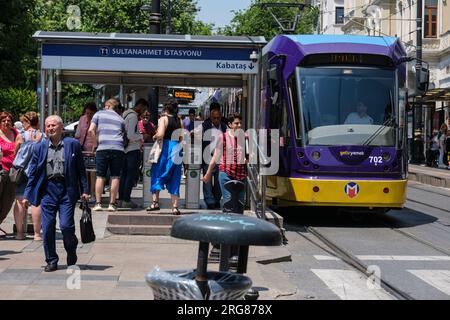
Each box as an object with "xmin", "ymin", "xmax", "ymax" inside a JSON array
[
  {"xmin": 148, "ymin": 141, "xmax": 162, "ymax": 164},
  {"xmin": 9, "ymin": 167, "xmax": 26, "ymax": 184},
  {"xmin": 79, "ymin": 199, "xmax": 96, "ymax": 244}
]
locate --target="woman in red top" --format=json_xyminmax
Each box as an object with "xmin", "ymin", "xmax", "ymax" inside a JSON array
[
  {"xmin": 202, "ymin": 113, "xmax": 247, "ymax": 207},
  {"xmin": 139, "ymin": 110, "xmax": 156, "ymax": 143},
  {"xmin": 0, "ymin": 111, "xmax": 20, "ymax": 238}
]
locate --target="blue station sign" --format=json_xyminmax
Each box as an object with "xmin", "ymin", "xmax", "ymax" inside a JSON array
[{"xmin": 41, "ymin": 43, "xmax": 258, "ymax": 74}]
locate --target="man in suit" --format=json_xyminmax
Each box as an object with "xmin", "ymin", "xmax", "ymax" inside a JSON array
[{"xmin": 23, "ymin": 115, "xmax": 89, "ymax": 272}]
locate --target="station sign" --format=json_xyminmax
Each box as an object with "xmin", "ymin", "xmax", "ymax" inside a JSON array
[
  {"xmin": 41, "ymin": 44, "xmax": 259, "ymax": 74},
  {"xmin": 173, "ymin": 89, "xmax": 195, "ymax": 100}
]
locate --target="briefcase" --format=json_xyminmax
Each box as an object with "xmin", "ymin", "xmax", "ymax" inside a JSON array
[{"xmin": 80, "ymin": 199, "xmax": 96, "ymax": 243}]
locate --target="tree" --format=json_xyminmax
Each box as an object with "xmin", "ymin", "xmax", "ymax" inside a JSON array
[
  {"xmin": 33, "ymin": 0, "xmax": 212, "ymax": 34},
  {"xmin": 220, "ymin": 0, "xmax": 319, "ymax": 40},
  {"xmin": 0, "ymin": 0, "xmax": 36, "ymax": 89},
  {"xmin": 0, "ymin": 88, "xmax": 37, "ymax": 119}
]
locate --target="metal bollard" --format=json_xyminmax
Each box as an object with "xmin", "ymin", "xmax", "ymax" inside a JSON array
[
  {"xmin": 142, "ymin": 143, "xmax": 154, "ymax": 209},
  {"xmin": 185, "ymin": 145, "xmax": 202, "ymax": 209}
]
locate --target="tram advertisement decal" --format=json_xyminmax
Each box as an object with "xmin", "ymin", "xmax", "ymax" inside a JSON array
[{"xmin": 329, "ymin": 146, "xmax": 372, "ymax": 165}]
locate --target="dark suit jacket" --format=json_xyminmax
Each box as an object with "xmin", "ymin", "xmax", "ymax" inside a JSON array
[{"xmin": 24, "ymin": 137, "xmax": 89, "ymax": 206}]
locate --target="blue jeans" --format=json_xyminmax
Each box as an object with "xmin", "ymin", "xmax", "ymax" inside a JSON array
[
  {"xmin": 119, "ymin": 150, "xmax": 141, "ymax": 202},
  {"xmin": 41, "ymin": 180, "xmax": 78, "ymax": 265},
  {"xmin": 202, "ymin": 164, "xmax": 221, "ymax": 206},
  {"xmin": 218, "ymin": 171, "xmax": 245, "ymax": 205}
]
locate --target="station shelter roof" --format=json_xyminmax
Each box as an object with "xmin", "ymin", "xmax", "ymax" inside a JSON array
[{"xmin": 33, "ymin": 31, "xmax": 267, "ymax": 88}]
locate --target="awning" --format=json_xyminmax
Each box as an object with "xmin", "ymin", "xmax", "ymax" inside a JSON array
[{"xmin": 414, "ymin": 87, "xmax": 450, "ymax": 103}]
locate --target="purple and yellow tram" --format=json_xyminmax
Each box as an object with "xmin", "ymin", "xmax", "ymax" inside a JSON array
[{"xmin": 261, "ymin": 35, "xmax": 409, "ymax": 212}]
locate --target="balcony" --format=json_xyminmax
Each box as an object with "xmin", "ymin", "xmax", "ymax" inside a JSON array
[{"xmin": 423, "ymin": 31, "xmax": 450, "ymax": 57}]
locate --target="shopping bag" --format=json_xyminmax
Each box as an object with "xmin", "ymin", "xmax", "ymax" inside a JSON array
[
  {"xmin": 80, "ymin": 199, "xmax": 96, "ymax": 243},
  {"xmin": 148, "ymin": 141, "xmax": 162, "ymax": 164}
]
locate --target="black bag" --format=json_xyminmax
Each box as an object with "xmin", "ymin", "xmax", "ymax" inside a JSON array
[
  {"xmin": 8, "ymin": 167, "xmax": 26, "ymax": 184},
  {"xmin": 80, "ymin": 200, "xmax": 96, "ymax": 243}
]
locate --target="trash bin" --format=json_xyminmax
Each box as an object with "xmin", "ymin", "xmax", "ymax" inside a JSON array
[
  {"xmin": 144, "ymin": 213, "xmax": 282, "ymax": 300},
  {"xmin": 146, "ymin": 267, "xmax": 252, "ymax": 300}
]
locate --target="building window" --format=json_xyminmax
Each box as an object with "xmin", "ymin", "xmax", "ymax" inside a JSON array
[
  {"xmin": 424, "ymin": 0, "xmax": 438, "ymax": 38},
  {"xmin": 335, "ymin": 7, "xmax": 344, "ymax": 24}
]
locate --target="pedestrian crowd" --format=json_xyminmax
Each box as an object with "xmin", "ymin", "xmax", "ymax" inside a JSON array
[
  {"xmin": 426, "ymin": 122, "xmax": 450, "ymax": 169},
  {"xmin": 0, "ymin": 98, "xmax": 248, "ymax": 271}
]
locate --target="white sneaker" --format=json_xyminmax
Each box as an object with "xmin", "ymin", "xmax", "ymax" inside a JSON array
[
  {"xmin": 108, "ymin": 203, "xmax": 117, "ymax": 212},
  {"xmin": 92, "ymin": 203, "xmax": 102, "ymax": 211}
]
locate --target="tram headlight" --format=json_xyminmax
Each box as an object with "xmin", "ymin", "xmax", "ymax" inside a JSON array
[
  {"xmin": 312, "ymin": 151, "xmax": 321, "ymax": 160},
  {"xmin": 382, "ymin": 152, "xmax": 390, "ymax": 161}
]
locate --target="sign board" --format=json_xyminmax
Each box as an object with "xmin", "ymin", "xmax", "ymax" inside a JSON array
[
  {"xmin": 41, "ymin": 44, "xmax": 258, "ymax": 74},
  {"xmin": 173, "ymin": 89, "xmax": 195, "ymax": 100}
]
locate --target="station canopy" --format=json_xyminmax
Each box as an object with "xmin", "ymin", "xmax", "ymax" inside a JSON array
[{"xmin": 33, "ymin": 31, "xmax": 266, "ymax": 87}]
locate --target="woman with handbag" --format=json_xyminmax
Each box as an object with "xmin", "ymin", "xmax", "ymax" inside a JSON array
[
  {"xmin": 13, "ymin": 112, "xmax": 43, "ymax": 240},
  {"xmin": 147, "ymin": 101, "xmax": 184, "ymax": 215},
  {"xmin": 0, "ymin": 112, "xmax": 20, "ymax": 238}
]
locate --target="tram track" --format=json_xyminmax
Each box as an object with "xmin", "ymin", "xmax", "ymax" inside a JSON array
[
  {"xmin": 384, "ymin": 224, "xmax": 450, "ymax": 256},
  {"xmin": 294, "ymin": 225, "xmax": 415, "ymax": 300}
]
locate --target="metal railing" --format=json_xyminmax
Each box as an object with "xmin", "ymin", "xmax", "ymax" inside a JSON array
[{"xmin": 246, "ymin": 133, "xmax": 269, "ymax": 220}]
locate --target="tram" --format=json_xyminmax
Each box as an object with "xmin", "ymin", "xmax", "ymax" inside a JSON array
[{"xmin": 261, "ymin": 35, "xmax": 410, "ymax": 212}]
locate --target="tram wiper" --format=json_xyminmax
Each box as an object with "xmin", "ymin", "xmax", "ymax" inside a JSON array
[
  {"xmin": 362, "ymin": 90, "xmax": 395, "ymax": 146},
  {"xmin": 362, "ymin": 116, "xmax": 394, "ymax": 146}
]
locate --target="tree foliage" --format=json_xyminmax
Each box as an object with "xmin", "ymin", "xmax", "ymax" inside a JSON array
[
  {"xmin": 0, "ymin": 88, "xmax": 37, "ymax": 119},
  {"xmin": 32, "ymin": 0, "xmax": 212, "ymax": 35},
  {"xmin": 0, "ymin": 0, "xmax": 36, "ymax": 89},
  {"xmin": 220, "ymin": 0, "xmax": 319, "ymax": 40}
]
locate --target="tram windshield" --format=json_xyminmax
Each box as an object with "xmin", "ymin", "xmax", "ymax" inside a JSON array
[{"xmin": 294, "ymin": 66, "xmax": 396, "ymax": 146}]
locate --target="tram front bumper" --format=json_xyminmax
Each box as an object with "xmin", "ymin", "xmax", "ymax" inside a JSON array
[{"xmin": 266, "ymin": 177, "xmax": 407, "ymax": 208}]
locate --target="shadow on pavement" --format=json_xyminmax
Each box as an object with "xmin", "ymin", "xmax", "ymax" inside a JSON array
[
  {"xmin": 78, "ymin": 264, "xmax": 113, "ymax": 271},
  {"xmin": 275, "ymin": 206, "xmax": 438, "ymax": 230}
]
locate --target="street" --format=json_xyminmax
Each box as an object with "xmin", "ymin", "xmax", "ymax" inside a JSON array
[{"xmin": 268, "ymin": 181, "xmax": 450, "ymax": 300}]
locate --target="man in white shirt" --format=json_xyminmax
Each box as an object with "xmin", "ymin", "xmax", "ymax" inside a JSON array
[{"xmin": 344, "ymin": 102, "xmax": 374, "ymax": 125}]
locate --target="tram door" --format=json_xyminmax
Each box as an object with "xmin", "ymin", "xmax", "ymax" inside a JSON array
[{"xmin": 267, "ymin": 65, "xmax": 290, "ymax": 177}]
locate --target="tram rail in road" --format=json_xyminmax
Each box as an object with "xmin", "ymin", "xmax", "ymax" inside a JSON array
[{"xmin": 297, "ymin": 226, "xmax": 414, "ymax": 300}]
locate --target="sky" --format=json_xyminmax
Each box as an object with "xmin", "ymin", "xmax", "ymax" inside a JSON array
[{"xmin": 196, "ymin": 0, "xmax": 253, "ymax": 30}]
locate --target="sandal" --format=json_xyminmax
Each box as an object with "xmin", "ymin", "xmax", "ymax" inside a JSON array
[
  {"xmin": 0, "ymin": 227, "xmax": 7, "ymax": 238},
  {"xmin": 172, "ymin": 207, "xmax": 181, "ymax": 216},
  {"xmin": 146, "ymin": 201, "xmax": 160, "ymax": 211},
  {"xmin": 34, "ymin": 233, "xmax": 43, "ymax": 241}
]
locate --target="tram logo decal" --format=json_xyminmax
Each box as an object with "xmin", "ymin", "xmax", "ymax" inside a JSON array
[{"xmin": 344, "ymin": 182, "xmax": 359, "ymax": 198}]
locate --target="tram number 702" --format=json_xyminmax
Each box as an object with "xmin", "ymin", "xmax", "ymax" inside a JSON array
[{"xmin": 369, "ymin": 156, "xmax": 383, "ymax": 166}]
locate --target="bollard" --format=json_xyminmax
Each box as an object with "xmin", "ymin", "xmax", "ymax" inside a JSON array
[
  {"xmin": 142, "ymin": 143, "xmax": 154, "ymax": 208},
  {"xmin": 185, "ymin": 145, "xmax": 202, "ymax": 209}
]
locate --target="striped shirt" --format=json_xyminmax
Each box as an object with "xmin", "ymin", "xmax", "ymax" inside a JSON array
[
  {"xmin": 92, "ymin": 110, "xmax": 125, "ymax": 151},
  {"xmin": 218, "ymin": 131, "xmax": 247, "ymax": 181}
]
